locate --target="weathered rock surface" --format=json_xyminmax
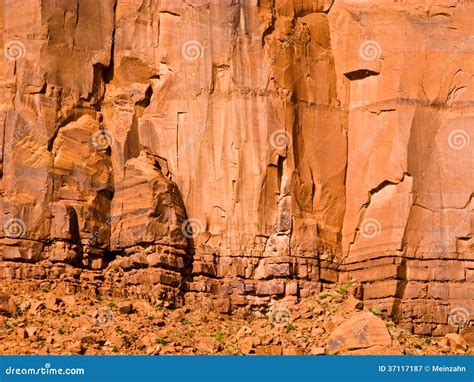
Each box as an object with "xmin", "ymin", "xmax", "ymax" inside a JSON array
[
  {"xmin": 0, "ymin": 0, "xmax": 472, "ymax": 335},
  {"xmin": 326, "ymin": 311, "xmax": 392, "ymax": 354}
]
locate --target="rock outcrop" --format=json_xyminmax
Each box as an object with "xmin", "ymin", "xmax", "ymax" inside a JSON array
[{"xmin": 0, "ymin": 0, "xmax": 472, "ymax": 335}]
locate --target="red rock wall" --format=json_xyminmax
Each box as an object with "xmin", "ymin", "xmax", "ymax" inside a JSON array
[{"xmin": 0, "ymin": 0, "xmax": 472, "ymax": 334}]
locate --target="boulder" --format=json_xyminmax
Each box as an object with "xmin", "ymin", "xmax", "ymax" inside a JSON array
[
  {"xmin": 194, "ymin": 336, "xmax": 222, "ymax": 354},
  {"xmin": 326, "ymin": 311, "xmax": 392, "ymax": 354},
  {"xmin": 255, "ymin": 345, "xmax": 283, "ymax": 355},
  {"xmin": 0, "ymin": 292, "xmax": 17, "ymax": 317},
  {"xmin": 445, "ymin": 333, "xmax": 468, "ymax": 351}
]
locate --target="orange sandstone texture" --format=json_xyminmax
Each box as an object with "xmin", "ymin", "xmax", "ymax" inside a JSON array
[{"xmin": 0, "ymin": 0, "xmax": 472, "ymax": 335}]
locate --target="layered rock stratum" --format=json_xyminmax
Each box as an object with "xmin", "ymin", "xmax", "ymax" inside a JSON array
[{"xmin": 0, "ymin": 0, "xmax": 472, "ymax": 337}]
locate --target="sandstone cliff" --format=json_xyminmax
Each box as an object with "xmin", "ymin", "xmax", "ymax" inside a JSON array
[{"xmin": 0, "ymin": 0, "xmax": 472, "ymax": 335}]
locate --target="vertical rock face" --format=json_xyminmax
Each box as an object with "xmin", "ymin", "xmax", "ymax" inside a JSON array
[
  {"xmin": 0, "ymin": 0, "xmax": 472, "ymax": 333},
  {"xmin": 329, "ymin": 1, "xmax": 473, "ymax": 334}
]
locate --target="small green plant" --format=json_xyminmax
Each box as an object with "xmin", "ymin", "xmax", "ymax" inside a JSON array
[
  {"xmin": 424, "ymin": 338, "xmax": 432, "ymax": 344},
  {"xmin": 39, "ymin": 340, "xmax": 45, "ymax": 347},
  {"xmin": 338, "ymin": 280, "xmax": 354, "ymax": 295},
  {"xmin": 386, "ymin": 320, "xmax": 395, "ymax": 327},
  {"xmin": 414, "ymin": 343, "xmax": 423, "ymax": 350},
  {"xmin": 58, "ymin": 327, "xmax": 65, "ymax": 335},
  {"xmin": 213, "ymin": 332, "xmax": 224, "ymax": 342},
  {"xmin": 286, "ymin": 323, "xmax": 297, "ymax": 331},
  {"xmin": 115, "ymin": 326, "xmax": 123, "ymax": 334},
  {"xmin": 95, "ymin": 295, "xmax": 103, "ymax": 302},
  {"xmin": 112, "ymin": 347, "xmax": 119, "ymax": 353},
  {"xmin": 369, "ymin": 307, "xmax": 382, "ymax": 316},
  {"xmin": 319, "ymin": 291, "xmax": 336, "ymax": 300},
  {"xmin": 71, "ymin": 313, "xmax": 80, "ymax": 318},
  {"xmin": 155, "ymin": 337, "xmax": 168, "ymax": 345},
  {"xmin": 108, "ymin": 301, "xmax": 117, "ymax": 308},
  {"xmin": 181, "ymin": 318, "xmax": 190, "ymax": 325},
  {"xmin": 337, "ymin": 286, "xmax": 348, "ymax": 295}
]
